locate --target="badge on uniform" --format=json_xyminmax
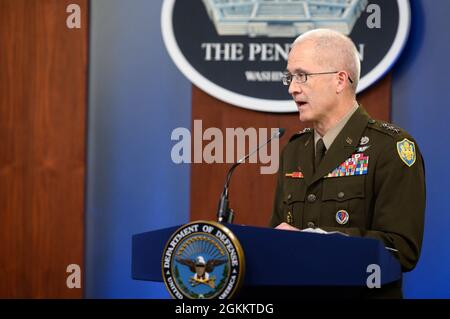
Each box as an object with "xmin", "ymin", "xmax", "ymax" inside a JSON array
[
  {"xmin": 325, "ymin": 153, "xmax": 369, "ymax": 178},
  {"xmin": 286, "ymin": 212, "xmax": 294, "ymax": 225},
  {"xmin": 360, "ymin": 136, "xmax": 370, "ymax": 145},
  {"xmin": 356, "ymin": 136, "xmax": 370, "ymax": 152},
  {"xmin": 336, "ymin": 210, "xmax": 349, "ymax": 225},
  {"xmin": 397, "ymin": 138, "xmax": 416, "ymax": 167},
  {"xmin": 285, "ymin": 171, "xmax": 304, "ymax": 179},
  {"xmin": 356, "ymin": 145, "xmax": 370, "ymax": 153}
]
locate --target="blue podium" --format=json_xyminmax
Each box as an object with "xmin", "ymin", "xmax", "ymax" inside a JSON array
[{"xmin": 132, "ymin": 223, "xmax": 401, "ymax": 298}]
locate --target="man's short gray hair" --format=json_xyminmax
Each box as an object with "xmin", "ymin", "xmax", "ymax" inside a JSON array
[{"xmin": 292, "ymin": 29, "xmax": 361, "ymax": 92}]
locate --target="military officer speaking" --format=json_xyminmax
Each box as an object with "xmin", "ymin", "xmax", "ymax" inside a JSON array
[{"xmin": 270, "ymin": 29, "xmax": 426, "ymax": 297}]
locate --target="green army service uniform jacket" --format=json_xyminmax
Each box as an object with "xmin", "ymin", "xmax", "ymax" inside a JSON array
[{"xmin": 270, "ymin": 107, "xmax": 426, "ymax": 273}]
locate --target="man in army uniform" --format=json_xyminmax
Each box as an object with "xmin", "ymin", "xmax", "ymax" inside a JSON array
[{"xmin": 270, "ymin": 29, "xmax": 426, "ymax": 297}]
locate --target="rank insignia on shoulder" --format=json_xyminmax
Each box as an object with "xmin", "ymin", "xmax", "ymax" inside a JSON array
[
  {"xmin": 380, "ymin": 123, "xmax": 400, "ymax": 134},
  {"xmin": 290, "ymin": 128, "xmax": 312, "ymax": 142},
  {"xmin": 285, "ymin": 171, "xmax": 304, "ymax": 179},
  {"xmin": 325, "ymin": 153, "xmax": 369, "ymax": 178},
  {"xmin": 397, "ymin": 138, "xmax": 416, "ymax": 167},
  {"xmin": 299, "ymin": 127, "xmax": 312, "ymax": 134}
]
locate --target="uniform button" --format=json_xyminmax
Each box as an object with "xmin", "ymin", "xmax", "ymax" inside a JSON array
[
  {"xmin": 307, "ymin": 222, "xmax": 316, "ymax": 228},
  {"xmin": 307, "ymin": 194, "xmax": 316, "ymax": 203},
  {"xmin": 287, "ymin": 194, "xmax": 292, "ymax": 200},
  {"xmin": 337, "ymin": 192, "xmax": 345, "ymax": 199}
]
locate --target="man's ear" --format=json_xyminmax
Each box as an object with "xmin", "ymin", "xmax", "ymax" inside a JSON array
[{"xmin": 336, "ymin": 71, "xmax": 348, "ymax": 94}]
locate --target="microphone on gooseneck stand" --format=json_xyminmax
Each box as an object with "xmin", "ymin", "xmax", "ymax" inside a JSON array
[{"xmin": 217, "ymin": 128, "xmax": 286, "ymax": 224}]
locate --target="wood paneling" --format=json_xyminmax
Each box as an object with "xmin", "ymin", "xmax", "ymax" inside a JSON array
[
  {"xmin": 190, "ymin": 75, "xmax": 391, "ymax": 226},
  {"xmin": 0, "ymin": 0, "xmax": 87, "ymax": 298}
]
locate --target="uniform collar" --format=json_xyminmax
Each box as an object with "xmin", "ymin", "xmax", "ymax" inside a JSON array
[
  {"xmin": 314, "ymin": 102, "xmax": 359, "ymax": 151},
  {"xmin": 306, "ymin": 105, "xmax": 370, "ymax": 186}
]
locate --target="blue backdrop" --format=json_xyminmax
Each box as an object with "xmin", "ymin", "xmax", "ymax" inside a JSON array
[
  {"xmin": 86, "ymin": 0, "xmax": 190, "ymax": 298},
  {"xmin": 86, "ymin": 0, "xmax": 450, "ymax": 298},
  {"xmin": 392, "ymin": 0, "xmax": 450, "ymax": 298}
]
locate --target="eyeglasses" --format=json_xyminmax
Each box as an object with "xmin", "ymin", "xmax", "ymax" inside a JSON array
[{"xmin": 282, "ymin": 71, "xmax": 353, "ymax": 86}]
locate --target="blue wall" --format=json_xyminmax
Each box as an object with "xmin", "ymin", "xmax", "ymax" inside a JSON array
[
  {"xmin": 392, "ymin": 0, "xmax": 450, "ymax": 298},
  {"xmin": 87, "ymin": 0, "xmax": 450, "ymax": 298},
  {"xmin": 86, "ymin": 0, "xmax": 190, "ymax": 298}
]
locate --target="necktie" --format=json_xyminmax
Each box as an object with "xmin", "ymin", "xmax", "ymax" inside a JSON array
[{"xmin": 315, "ymin": 138, "xmax": 326, "ymax": 172}]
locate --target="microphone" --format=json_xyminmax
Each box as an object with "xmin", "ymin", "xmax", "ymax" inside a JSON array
[{"xmin": 217, "ymin": 128, "xmax": 286, "ymax": 223}]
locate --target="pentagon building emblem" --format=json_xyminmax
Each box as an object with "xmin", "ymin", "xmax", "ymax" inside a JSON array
[
  {"xmin": 202, "ymin": 0, "xmax": 368, "ymax": 37},
  {"xmin": 162, "ymin": 0, "xmax": 411, "ymax": 112},
  {"xmin": 162, "ymin": 221, "xmax": 245, "ymax": 299}
]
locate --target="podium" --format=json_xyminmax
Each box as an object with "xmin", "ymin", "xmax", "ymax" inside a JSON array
[{"xmin": 132, "ymin": 223, "xmax": 402, "ymax": 299}]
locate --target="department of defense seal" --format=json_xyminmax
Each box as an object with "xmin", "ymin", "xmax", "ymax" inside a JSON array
[{"xmin": 162, "ymin": 221, "xmax": 245, "ymax": 299}]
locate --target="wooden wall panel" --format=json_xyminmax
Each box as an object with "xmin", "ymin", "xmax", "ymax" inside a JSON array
[
  {"xmin": 190, "ymin": 75, "xmax": 391, "ymax": 226},
  {"xmin": 0, "ymin": 0, "xmax": 87, "ymax": 298}
]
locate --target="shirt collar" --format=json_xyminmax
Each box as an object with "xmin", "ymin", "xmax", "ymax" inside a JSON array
[{"xmin": 314, "ymin": 103, "xmax": 359, "ymax": 151}]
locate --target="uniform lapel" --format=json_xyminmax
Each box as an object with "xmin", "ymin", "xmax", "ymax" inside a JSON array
[
  {"xmin": 296, "ymin": 133, "xmax": 314, "ymax": 184},
  {"xmin": 309, "ymin": 107, "xmax": 370, "ymax": 186}
]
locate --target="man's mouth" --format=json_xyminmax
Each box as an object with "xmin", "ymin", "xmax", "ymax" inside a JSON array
[{"xmin": 296, "ymin": 101, "xmax": 308, "ymax": 107}]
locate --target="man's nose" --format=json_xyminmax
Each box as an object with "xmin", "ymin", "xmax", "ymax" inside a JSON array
[{"xmin": 288, "ymin": 80, "xmax": 302, "ymax": 95}]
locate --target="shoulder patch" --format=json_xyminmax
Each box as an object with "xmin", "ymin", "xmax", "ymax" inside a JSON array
[
  {"xmin": 289, "ymin": 127, "xmax": 312, "ymax": 142},
  {"xmin": 397, "ymin": 138, "xmax": 416, "ymax": 167}
]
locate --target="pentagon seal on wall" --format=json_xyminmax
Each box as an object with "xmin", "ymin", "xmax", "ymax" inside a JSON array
[{"xmin": 162, "ymin": 0, "xmax": 411, "ymax": 112}]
